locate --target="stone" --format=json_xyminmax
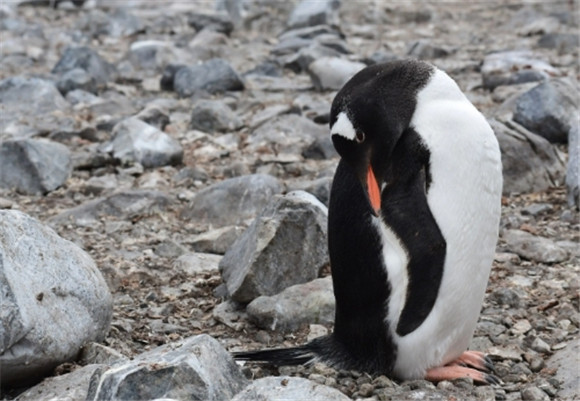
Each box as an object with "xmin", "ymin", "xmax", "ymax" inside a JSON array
[
  {"xmin": 219, "ymin": 191, "xmax": 329, "ymax": 303},
  {"xmin": 512, "ymin": 79, "xmax": 578, "ymax": 143},
  {"xmin": 13, "ymin": 364, "xmax": 105, "ymax": 401},
  {"xmin": 0, "ymin": 76, "xmax": 70, "ymax": 139},
  {"xmin": 187, "ymin": 12, "xmax": 234, "ymax": 36},
  {"xmin": 521, "ymin": 203, "xmax": 553, "ymax": 216},
  {"xmin": 232, "ymin": 376, "xmax": 351, "ymax": 401},
  {"xmin": 173, "ymin": 252, "xmax": 222, "ymax": 275},
  {"xmin": 86, "ymin": 335, "xmax": 248, "ymax": 401},
  {"xmin": 481, "ymin": 51, "xmax": 560, "ymax": 90},
  {"xmin": 537, "ymin": 33, "xmax": 579, "ymax": 53},
  {"xmin": 160, "ymin": 64, "xmax": 187, "ymax": 91},
  {"xmin": 288, "ymin": 177, "xmax": 333, "ymax": 206},
  {"xmin": 48, "ymin": 190, "xmax": 173, "ymax": 226},
  {"xmin": 173, "ymin": 58, "xmax": 244, "ymax": 97},
  {"xmin": 109, "ymin": 117, "xmax": 183, "ymax": 168},
  {"xmin": 503, "ymin": 229, "xmax": 568, "ymax": 263},
  {"xmin": 546, "ymin": 337, "xmax": 579, "ymax": 400},
  {"xmin": 566, "ymin": 124, "xmax": 579, "ymax": 208},
  {"xmin": 530, "ymin": 337, "xmax": 551, "ymax": 353},
  {"xmin": 52, "ymin": 46, "xmax": 116, "ymax": 86},
  {"xmin": 180, "ymin": 174, "xmax": 283, "ymax": 227},
  {"xmin": 190, "ymin": 226, "xmax": 245, "ymax": 254},
  {"xmin": 189, "ymin": 99, "xmax": 243, "ymax": 133},
  {"xmin": 0, "ymin": 138, "xmax": 71, "ymax": 195},
  {"xmin": 77, "ymin": 8, "xmax": 143, "ymax": 38},
  {"xmin": 247, "ymin": 113, "xmax": 329, "ymax": 155},
  {"xmin": 307, "ymin": 57, "xmax": 366, "ymax": 91},
  {"xmin": 0, "ymin": 210, "xmax": 112, "ymax": 387},
  {"xmin": 135, "ymin": 106, "xmax": 170, "ymax": 131},
  {"xmin": 520, "ymin": 386, "xmax": 549, "ymax": 401},
  {"xmin": 287, "ymin": 0, "xmax": 341, "ymax": 30},
  {"xmin": 487, "ymin": 345, "xmax": 524, "ymax": 362},
  {"xmin": 282, "ymin": 43, "xmax": 344, "ymax": 73},
  {"xmin": 79, "ymin": 342, "xmax": 128, "ymax": 366},
  {"xmin": 246, "ymin": 277, "xmax": 335, "ymax": 332},
  {"xmin": 127, "ymin": 40, "xmax": 186, "ymax": 73},
  {"xmin": 56, "ymin": 67, "xmax": 98, "ymax": 95},
  {"xmin": 489, "ymin": 119, "xmax": 566, "ymax": 195},
  {"xmin": 407, "ymin": 39, "xmax": 450, "ymax": 59}
]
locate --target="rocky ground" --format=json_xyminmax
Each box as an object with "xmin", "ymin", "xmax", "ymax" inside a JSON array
[{"xmin": 0, "ymin": 0, "xmax": 579, "ymax": 400}]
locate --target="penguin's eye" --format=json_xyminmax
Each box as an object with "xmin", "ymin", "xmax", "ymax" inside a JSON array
[{"xmin": 355, "ymin": 131, "xmax": 365, "ymax": 143}]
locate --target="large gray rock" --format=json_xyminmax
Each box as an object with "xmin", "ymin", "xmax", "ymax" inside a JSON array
[
  {"xmin": 0, "ymin": 77, "xmax": 70, "ymax": 139},
  {"xmin": 287, "ymin": 0, "xmax": 341, "ymax": 29},
  {"xmin": 547, "ymin": 337, "xmax": 579, "ymax": 400},
  {"xmin": 109, "ymin": 117, "xmax": 183, "ymax": 168},
  {"xmin": 219, "ymin": 191, "xmax": 329, "ymax": 303},
  {"xmin": 180, "ymin": 174, "xmax": 282, "ymax": 227},
  {"xmin": 481, "ymin": 51, "xmax": 560, "ymax": 90},
  {"xmin": 49, "ymin": 189, "xmax": 173, "ymax": 226},
  {"xmin": 189, "ymin": 99, "xmax": 243, "ymax": 133},
  {"xmin": 513, "ymin": 79, "xmax": 578, "ymax": 143},
  {"xmin": 232, "ymin": 376, "xmax": 351, "ymax": 401},
  {"xmin": 502, "ymin": 229, "xmax": 569, "ymax": 264},
  {"xmin": 86, "ymin": 335, "xmax": 248, "ymax": 401},
  {"xmin": 52, "ymin": 46, "xmax": 117, "ymax": 86},
  {"xmin": 0, "ymin": 210, "xmax": 113, "ymax": 387},
  {"xmin": 0, "ymin": 138, "xmax": 72, "ymax": 195},
  {"xmin": 14, "ymin": 364, "xmax": 105, "ymax": 401},
  {"xmin": 307, "ymin": 57, "xmax": 365, "ymax": 91},
  {"xmin": 566, "ymin": 124, "xmax": 579, "ymax": 209},
  {"xmin": 173, "ymin": 59, "xmax": 244, "ymax": 97},
  {"xmin": 246, "ymin": 114, "xmax": 329, "ymax": 155},
  {"xmin": 490, "ymin": 119, "xmax": 566, "ymax": 195},
  {"xmin": 246, "ymin": 276, "xmax": 335, "ymax": 332}
]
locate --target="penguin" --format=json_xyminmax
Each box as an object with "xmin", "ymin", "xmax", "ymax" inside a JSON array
[{"xmin": 234, "ymin": 59, "xmax": 503, "ymax": 384}]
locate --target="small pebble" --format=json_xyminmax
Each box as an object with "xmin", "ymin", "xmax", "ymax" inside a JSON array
[
  {"xmin": 531, "ymin": 337, "xmax": 551, "ymax": 353},
  {"xmin": 474, "ymin": 385, "xmax": 497, "ymax": 401},
  {"xmin": 358, "ymin": 382, "xmax": 375, "ymax": 397},
  {"xmin": 520, "ymin": 385, "xmax": 549, "ymax": 401}
]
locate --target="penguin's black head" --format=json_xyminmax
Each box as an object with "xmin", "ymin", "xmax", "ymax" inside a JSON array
[{"xmin": 329, "ymin": 60, "xmax": 434, "ymax": 214}]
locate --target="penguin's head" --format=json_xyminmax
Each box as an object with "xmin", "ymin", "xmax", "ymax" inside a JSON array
[{"xmin": 329, "ymin": 60, "xmax": 434, "ymax": 215}]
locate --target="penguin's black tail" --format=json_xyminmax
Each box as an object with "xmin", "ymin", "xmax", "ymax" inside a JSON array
[{"xmin": 233, "ymin": 336, "xmax": 331, "ymax": 367}]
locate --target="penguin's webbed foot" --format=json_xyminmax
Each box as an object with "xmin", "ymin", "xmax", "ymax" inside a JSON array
[{"xmin": 424, "ymin": 351, "xmax": 500, "ymax": 385}]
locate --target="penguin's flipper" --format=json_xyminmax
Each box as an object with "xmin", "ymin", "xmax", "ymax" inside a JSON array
[{"xmin": 448, "ymin": 350, "xmax": 495, "ymax": 373}]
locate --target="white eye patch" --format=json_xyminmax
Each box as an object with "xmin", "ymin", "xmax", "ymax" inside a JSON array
[{"xmin": 330, "ymin": 111, "xmax": 356, "ymax": 141}]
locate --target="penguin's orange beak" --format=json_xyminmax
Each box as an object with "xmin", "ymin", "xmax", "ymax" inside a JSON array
[{"xmin": 367, "ymin": 165, "xmax": 381, "ymax": 215}]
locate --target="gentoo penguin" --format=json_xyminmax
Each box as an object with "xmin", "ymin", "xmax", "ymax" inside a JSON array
[{"xmin": 234, "ymin": 59, "xmax": 503, "ymax": 384}]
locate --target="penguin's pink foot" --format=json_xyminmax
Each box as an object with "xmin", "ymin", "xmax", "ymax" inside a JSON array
[
  {"xmin": 425, "ymin": 351, "xmax": 499, "ymax": 385},
  {"xmin": 448, "ymin": 350, "xmax": 495, "ymax": 373}
]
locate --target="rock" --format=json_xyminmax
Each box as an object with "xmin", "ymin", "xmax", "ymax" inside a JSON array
[
  {"xmin": 213, "ymin": 300, "xmax": 246, "ymax": 331},
  {"xmin": 0, "ymin": 138, "xmax": 71, "ymax": 195},
  {"xmin": 135, "ymin": 106, "xmax": 170, "ymax": 130},
  {"xmin": 530, "ymin": 337, "xmax": 551, "ymax": 353},
  {"xmin": 56, "ymin": 67, "xmax": 98, "ymax": 95},
  {"xmin": 189, "ymin": 99, "xmax": 243, "ymax": 133},
  {"xmin": 282, "ymin": 42, "xmax": 344, "ymax": 73},
  {"xmin": 109, "ymin": 117, "xmax": 183, "ymax": 167},
  {"xmin": 0, "ymin": 210, "xmax": 112, "ymax": 386},
  {"xmin": 521, "ymin": 203, "xmax": 553, "ymax": 216},
  {"xmin": 232, "ymin": 376, "xmax": 351, "ymax": 401},
  {"xmin": 173, "ymin": 58, "xmax": 244, "ymax": 97},
  {"xmin": 302, "ymin": 135, "xmax": 337, "ymax": 160},
  {"xmin": 502, "ymin": 229, "xmax": 568, "ymax": 263},
  {"xmin": 512, "ymin": 79, "xmax": 578, "ymax": 143},
  {"xmin": 13, "ymin": 364, "xmax": 105, "ymax": 401},
  {"xmin": 246, "ymin": 113, "xmax": 329, "ymax": 155},
  {"xmin": 187, "ymin": 12, "xmax": 234, "ymax": 35},
  {"xmin": 307, "ymin": 57, "xmax": 365, "ymax": 91},
  {"xmin": 86, "ymin": 335, "xmax": 248, "ymax": 401},
  {"xmin": 481, "ymin": 51, "xmax": 560, "ymax": 90},
  {"xmin": 489, "ymin": 118, "xmax": 566, "ymax": 195},
  {"xmin": 219, "ymin": 191, "xmax": 329, "ymax": 303},
  {"xmin": 173, "ymin": 252, "xmax": 222, "ymax": 275},
  {"xmin": 490, "ymin": 288, "xmax": 521, "ymax": 308},
  {"xmin": 79, "ymin": 342, "xmax": 128, "ymax": 366},
  {"xmin": 246, "ymin": 276, "xmax": 335, "ymax": 332},
  {"xmin": 537, "ymin": 33, "xmax": 579, "ymax": 53},
  {"xmin": 487, "ymin": 345, "xmax": 524, "ymax": 362},
  {"xmin": 77, "ymin": 8, "xmax": 143, "ymax": 38},
  {"xmin": 288, "ymin": 177, "xmax": 333, "ymax": 206},
  {"xmin": 180, "ymin": 174, "xmax": 282, "ymax": 227},
  {"xmin": 566, "ymin": 124, "xmax": 579, "ymax": 208},
  {"xmin": 49, "ymin": 190, "xmax": 173, "ymax": 226},
  {"xmin": 127, "ymin": 40, "xmax": 187, "ymax": 73},
  {"xmin": 190, "ymin": 226, "xmax": 245, "ymax": 254},
  {"xmin": 407, "ymin": 39, "xmax": 450, "ymax": 59},
  {"xmin": 287, "ymin": 0, "xmax": 341, "ymax": 29},
  {"xmin": 547, "ymin": 337, "xmax": 579, "ymax": 400},
  {"xmin": 52, "ymin": 46, "xmax": 116, "ymax": 86},
  {"xmin": 521, "ymin": 386, "xmax": 549, "ymax": 401},
  {"xmin": 0, "ymin": 76, "xmax": 70, "ymax": 138}
]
